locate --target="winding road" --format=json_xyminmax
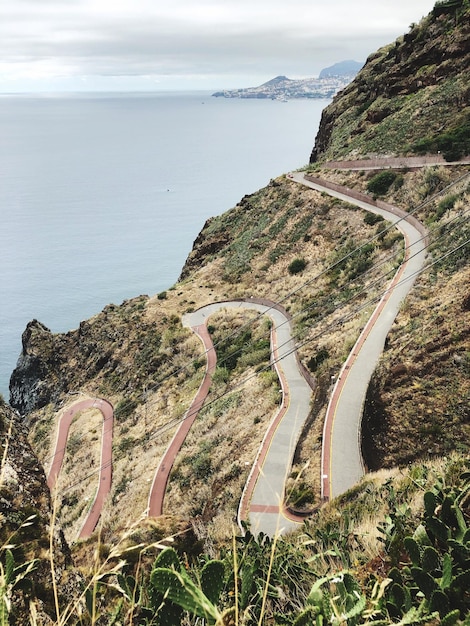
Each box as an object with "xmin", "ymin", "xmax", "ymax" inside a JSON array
[
  {"xmin": 291, "ymin": 173, "xmax": 427, "ymax": 501},
  {"xmin": 152, "ymin": 175, "xmax": 427, "ymax": 534},
  {"xmin": 47, "ymin": 398, "xmax": 113, "ymax": 539},
  {"xmin": 148, "ymin": 300, "xmax": 314, "ymax": 534},
  {"xmin": 49, "ymin": 172, "xmax": 428, "ymax": 538}
]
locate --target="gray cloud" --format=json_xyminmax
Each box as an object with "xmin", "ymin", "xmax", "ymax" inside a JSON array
[{"xmin": 0, "ymin": 0, "xmax": 436, "ymax": 90}]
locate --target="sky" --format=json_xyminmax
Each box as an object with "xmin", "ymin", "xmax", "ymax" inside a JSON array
[{"xmin": 0, "ymin": 0, "xmax": 437, "ymax": 93}]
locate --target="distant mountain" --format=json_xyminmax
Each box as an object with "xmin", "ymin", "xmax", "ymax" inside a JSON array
[
  {"xmin": 212, "ymin": 65, "xmax": 360, "ymax": 100},
  {"xmin": 319, "ymin": 59, "xmax": 363, "ymax": 78},
  {"xmin": 259, "ymin": 75, "xmax": 291, "ymax": 86}
]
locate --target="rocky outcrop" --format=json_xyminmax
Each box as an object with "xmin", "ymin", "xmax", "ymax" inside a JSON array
[
  {"xmin": 179, "ymin": 217, "xmax": 230, "ymax": 280},
  {"xmin": 9, "ymin": 320, "xmax": 57, "ymax": 414},
  {"xmin": 8, "ymin": 295, "xmax": 172, "ymax": 416}
]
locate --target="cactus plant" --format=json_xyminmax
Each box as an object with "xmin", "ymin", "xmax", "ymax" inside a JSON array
[
  {"xmin": 201, "ymin": 559, "xmax": 225, "ymax": 605},
  {"xmin": 113, "ymin": 466, "xmax": 470, "ymax": 626},
  {"xmin": 148, "ymin": 547, "xmax": 229, "ymax": 625},
  {"xmin": 150, "ymin": 567, "xmax": 221, "ymax": 622},
  {"xmin": 404, "ymin": 536, "xmax": 421, "ymax": 566},
  {"xmin": 411, "ymin": 566, "xmax": 438, "ymax": 599},
  {"xmin": 386, "ymin": 469, "xmax": 470, "ymax": 623},
  {"xmin": 441, "ymin": 608, "xmax": 461, "ymax": 626},
  {"xmin": 421, "ymin": 545, "xmax": 440, "ymax": 572}
]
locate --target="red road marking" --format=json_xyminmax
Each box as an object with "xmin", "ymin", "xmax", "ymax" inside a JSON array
[
  {"xmin": 47, "ymin": 398, "xmax": 113, "ymax": 539},
  {"xmin": 250, "ymin": 504, "xmax": 280, "ymax": 514},
  {"xmin": 148, "ymin": 324, "xmax": 217, "ymax": 517}
]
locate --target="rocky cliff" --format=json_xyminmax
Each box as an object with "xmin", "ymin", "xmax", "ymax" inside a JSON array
[
  {"xmin": 311, "ymin": 1, "xmax": 469, "ymax": 162},
  {"xmin": 9, "ymin": 296, "xmax": 158, "ymax": 416}
]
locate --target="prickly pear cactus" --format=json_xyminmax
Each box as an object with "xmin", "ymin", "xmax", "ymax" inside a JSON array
[{"xmin": 149, "ymin": 548, "xmax": 227, "ymax": 624}]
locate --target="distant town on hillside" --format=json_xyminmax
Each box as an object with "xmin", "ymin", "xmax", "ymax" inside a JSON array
[{"xmin": 212, "ymin": 60, "xmax": 363, "ymax": 100}]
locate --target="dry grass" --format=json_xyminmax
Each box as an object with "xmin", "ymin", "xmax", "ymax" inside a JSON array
[
  {"xmin": 164, "ymin": 310, "xmax": 280, "ymax": 527},
  {"xmin": 41, "ymin": 402, "xmax": 103, "ymax": 541}
]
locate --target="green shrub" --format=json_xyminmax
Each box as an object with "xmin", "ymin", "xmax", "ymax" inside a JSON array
[
  {"xmin": 114, "ymin": 397, "xmax": 138, "ymax": 421},
  {"xmin": 212, "ymin": 366, "xmax": 230, "ymax": 384},
  {"xmin": 364, "ymin": 212, "xmax": 385, "ymax": 226},
  {"xmin": 434, "ymin": 193, "xmax": 459, "ymax": 220},
  {"xmin": 307, "ymin": 348, "xmax": 329, "ymax": 372},
  {"xmin": 411, "ymin": 115, "xmax": 470, "ymax": 161},
  {"xmin": 191, "ymin": 452, "xmax": 212, "ymax": 480},
  {"xmin": 288, "ymin": 258, "xmax": 307, "ymax": 275},
  {"xmin": 366, "ymin": 171, "xmax": 398, "ymax": 196}
]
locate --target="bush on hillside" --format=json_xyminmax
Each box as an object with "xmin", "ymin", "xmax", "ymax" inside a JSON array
[
  {"xmin": 288, "ymin": 258, "xmax": 307, "ymax": 275},
  {"xmin": 366, "ymin": 171, "xmax": 398, "ymax": 196},
  {"xmin": 307, "ymin": 348, "xmax": 329, "ymax": 372},
  {"xmin": 364, "ymin": 212, "xmax": 385, "ymax": 226},
  {"xmin": 412, "ymin": 116, "xmax": 470, "ymax": 162},
  {"xmin": 114, "ymin": 397, "xmax": 138, "ymax": 421}
]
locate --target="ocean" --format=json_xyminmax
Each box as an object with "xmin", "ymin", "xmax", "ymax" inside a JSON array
[{"xmin": 0, "ymin": 91, "xmax": 327, "ymax": 399}]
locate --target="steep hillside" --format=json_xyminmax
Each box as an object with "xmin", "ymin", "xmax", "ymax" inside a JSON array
[
  {"xmin": 2, "ymin": 3, "xmax": 470, "ymax": 623},
  {"xmin": 11, "ymin": 177, "xmax": 408, "ymax": 540},
  {"xmin": 0, "ymin": 399, "xmax": 79, "ymax": 624},
  {"xmin": 311, "ymin": 1, "xmax": 469, "ymax": 162},
  {"xmin": 10, "ymin": 167, "xmax": 469, "ymax": 542}
]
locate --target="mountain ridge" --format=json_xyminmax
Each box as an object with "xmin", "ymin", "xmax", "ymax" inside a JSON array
[
  {"xmin": 310, "ymin": 3, "xmax": 469, "ymax": 161},
  {"xmin": 319, "ymin": 59, "xmax": 363, "ymax": 78}
]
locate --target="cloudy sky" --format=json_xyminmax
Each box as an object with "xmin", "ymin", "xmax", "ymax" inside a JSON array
[{"xmin": 1, "ymin": 0, "xmax": 436, "ymax": 93}]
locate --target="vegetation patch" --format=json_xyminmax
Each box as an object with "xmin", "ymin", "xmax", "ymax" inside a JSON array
[
  {"xmin": 307, "ymin": 347, "xmax": 330, "ymax": 373},
  {"xmin": 29, "ymin": 456, "xmax": 469, "ymax": 625},
  {"xmin": 288, "ymin": 257, "xmax": 307, "ymax": 275},
  {"xmin": 366, "ymin": 171, "xmax": 399, "ymax": 196},
  {"xmin": 364, "ymin": 211, "xmax": 385, "ymax": 226},
  {"xmin": 411, "ymin": 113, "xmax": 470, "ymax": 161},
  {"xmin": 114, "ymin": 397, "xmax": 138, "ymax": 421}
]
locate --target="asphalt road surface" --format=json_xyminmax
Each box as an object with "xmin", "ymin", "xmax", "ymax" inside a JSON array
[{"xmin": 291, "ymin": 172, "xmax": 427, "ymax": 500}]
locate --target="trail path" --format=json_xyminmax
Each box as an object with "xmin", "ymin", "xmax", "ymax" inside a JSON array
[
  {"xmin": 324, "ymin": 155, "xmax": 470, "ymax": 170},
  {"xmin": 148, "ymin": 300, "xmax": 314, "ymax": 535},
  {"xmin": 291, "ymin": 172, "xmax": 427, "ymax": 500},
  {"xmin": 47, "ymin": 398, "xmax": 113, "ymax": 539}
]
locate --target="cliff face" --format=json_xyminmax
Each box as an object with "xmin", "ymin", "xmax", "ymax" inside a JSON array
[
  {"xmin": 9, "ymin": 296, "xmax": 158, "ymax": 416},
  {"xmin": 311, "ymin": 3, "xmax": 470, "ymax": 161},
  {"xmin": 10, "ymin": 320, "xmax": 59, "ymax": 414}
]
